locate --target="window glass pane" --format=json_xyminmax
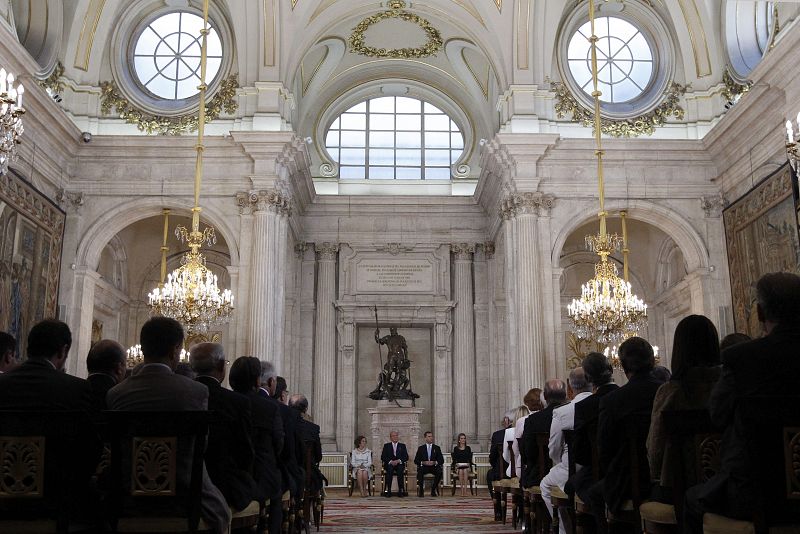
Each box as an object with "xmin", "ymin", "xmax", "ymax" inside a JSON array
[
  {"xmin": 423, "ymin": 102, "xmax": 440, "ymax": 113},
  {"xmin": 340, "ymin": 113, "xmax": 366, "ymax": 130},
  {"xmin": 370, "ymin": 114, "xmax": 395, "ymax": 130},
  {"xmin": 369, "ymin": 167, "xmax": 395, "ymax": 179},
  {"xmin": 135, "ymin": 27, "xmax": 160, "ymax": 56},
  {"xmin": 396, "ymin": 150, "xmax": 421, "ymax": 166},
  {"xmin": 176, "ymin": 78, "xmax": 199, "ymax": 99},
  {"xmin": 396, "ymin": 132, "xmax": 421, "ymax": 148},
  {"xmin": 340, "ymin": 166, "xmax": 365, "ymax": 179},
  {"xmin": 451, "ymin": 149, "xmax": 463, "ymax": 164},
  {"xmin": 396, "ymin": 97, "xmax": 421, "ymax": 113},
  {"xmin": 396, "ymin": 167, "xmax": 422, "ymax": 179},
  {"xmin": 340, "ymin": 131, "xmax": 366, "ymax": 147},
  {"xmin": 426, "ymin": 132, "xmax": 450, "ymax": 148},
  {"xmin": 424, "ymin": 115, "xmax": 450, "ymax": 131},
  {"xmin": 134, "ymin": 57, "xmax": 159, "ymax": 85},
  {"xmin": 369, "ymin": 132, "xmax": 394, "ymax": 147},
  {"xmin": 349, "ymin": 101, "xmax": 367, "ymax": 112},
  {"xmin": 451, "ymin": 133, "xmax": 464, "ymax": 149},
  {"xmin": 396, "ymin": 114, "xmax": 421, "ymax": 130},
  {"xmin": 329, "ymin": 118, "xmax": 340, "ymax": 129},
  {"xmin": 370, "ymin": 97, "xmax": 394, "ymax": 113},
  {"xmin": 425, "ymin": 149, "xmax": 451, "ymax": 166},
  {"xmin": 369, "ymin": 149, "xmax": 394, "ymax": 166},
  {"xmin": 340, "ymin": 149, "xmax": 365, "ymax": 165},
  {"xmin": 425, "ymin": 167, "xmax": 451, "ymax": 180}
]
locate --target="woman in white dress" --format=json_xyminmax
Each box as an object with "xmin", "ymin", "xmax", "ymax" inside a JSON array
[
  {"xmin": 351, "ymin": 435, "xmax": 373, "ymax": 497},
  {"xmin": 503, "ymin": 405, "xmax": 530, "ymax": 478}
]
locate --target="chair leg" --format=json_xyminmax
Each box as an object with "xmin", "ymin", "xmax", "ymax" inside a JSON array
[{"xmin": 501, "ymin": 490, "xmax": 508, "ymax": 524}]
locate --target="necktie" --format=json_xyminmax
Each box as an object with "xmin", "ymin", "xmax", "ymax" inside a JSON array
[
  {"xmin": 393, "ymin": 442, "xmax": 397, "ymax": 456},
  {"xmin": 428, "ymin": 444, "xmax": 431, "ymax": 460}
]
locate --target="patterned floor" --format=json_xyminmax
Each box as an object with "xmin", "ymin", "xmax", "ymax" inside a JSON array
[{"xmin": 321, "ymin": 491, "xmax": 518, "ymax": 533}]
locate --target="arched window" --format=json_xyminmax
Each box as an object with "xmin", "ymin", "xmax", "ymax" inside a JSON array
[
  {"xmin": 132, "ymin": 11, "xmax": 223, "ymax": 100},
  {"xmin": 325, "ymin": 97, "xmax": 464, "ymax": 180},
  {"xmin": 725, "ymin": 1, "xmax": 775, "ymax": 79}
]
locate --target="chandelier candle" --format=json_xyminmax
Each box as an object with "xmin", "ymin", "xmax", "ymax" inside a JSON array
[{"xmin": 0, "ymin": 67, "xmax": 25, "ymax": 176}]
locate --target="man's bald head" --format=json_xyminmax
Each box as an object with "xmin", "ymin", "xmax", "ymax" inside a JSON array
[
  {"xmin": 189, "ymin": 342, "xmax": 226, "ymax": 381},
  {"xmin": 86, "ymin": 339, "xmax": 126, "ymax": 384},
  {"xmin": 543, "ymin": 379, "xmax": 567, "ymax": 405},
  {"xmin": 568, "ymin": 367, "xmax": 592, "ymax": 395}
]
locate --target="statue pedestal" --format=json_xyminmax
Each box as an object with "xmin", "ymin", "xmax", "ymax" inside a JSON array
[{"xmin": 368, "ymin": 399, "xmax": 424, "ymax": 463}]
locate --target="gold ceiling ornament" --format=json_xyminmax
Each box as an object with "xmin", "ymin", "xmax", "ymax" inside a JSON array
[
  {"xmin": 100, "ymin": 74, "xmax": 238, "ymax": 136},
  {"xmin": 147, "ymin": 0, "xmax": 234, "ymax": 335},
  {"xmin": 348, "ymin": 1, "xmax": 443, "ymax": 59},
  {"xmin": 567, "ymin": 0, "xmax": 647, "ymax": 346},
  {"xmin": 550, "ymin": 79, "xmax": 687, "ymax": 138},
  {"xmin": 721, "ymin": 68, "xmax": 752, "ymax": 104},
  {"xmin": 37, "ymin": 62, "xmax": 65, "ymax": 95}
]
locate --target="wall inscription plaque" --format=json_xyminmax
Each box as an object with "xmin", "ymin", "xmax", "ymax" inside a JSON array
[{"xmin": 355, "ymin": 259, "xmax": 434, "ymax": 293}]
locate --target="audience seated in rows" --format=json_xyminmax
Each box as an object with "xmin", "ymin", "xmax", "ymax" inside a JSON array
[
  {"xmin": 684, "ymin": 272, "xmax": 800, "ymax": 532},
  {"xmin": 289, "ymin": 393, "xmax": 325, "ymax": 493},
  {"xmin": 0, "ymin": 330, "xmax": 18, "ymax": 373},
  {"xmin": 520, "ymin": 379, "xmax": 567, "ymax": 487},
  {"xmin": 271, "ymin": 374, "xmax": 306, "ymax": 502},
  {"xmin": 540, "ymin": 367, "xmax": 593, "ymax": 533},
  {"xmin": 106, "ymin": 317, "xmax": 231, "ymax": 533},
  {"xmin": 229, "ymin": 356, "xmax": 284, "ymax": 534},
  {"xmin": 86, "ymin": 339, "xmax": 126, "ymax": 409},
  {"xmin": 587, "ymin": 336, "xmax": 661, "ymax": 534},
  {"xmin": 567, "ymin": 352, "xmax": 618, "ymax": 504},
  {"xmin": 647, "ymin": 314, "xmax": 721, "ymax": 502},
  {"xmin": 189, "ymin": 342, "xmax": 257, "ymax": 512}
]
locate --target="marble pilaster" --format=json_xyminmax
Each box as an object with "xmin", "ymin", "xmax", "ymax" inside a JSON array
[
  {"xmin": 451, "ymin": 243, "xmax": 476, "ymax": 441},
  {"xmin": 474, "ymin": 243, "xmax": 493, "ymax": 447},
  {"xmin": 70, "ymin": 267, "xmax": 102, "ymax": 378},
  {"xmin": 433, "ymin": 308, "xmax": 453, "ymax": 444},
  {"xmin": 313, "ymin": 242, "xmax": 338, "ymax": 443}
]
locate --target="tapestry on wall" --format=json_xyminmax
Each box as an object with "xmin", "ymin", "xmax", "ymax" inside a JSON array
[
  {"xmin": 723, "ymin": 163, "xmax": 800, "ymax": 337},
  {"xmin": 0, "ymin": 170, "xmax": 65, "ymax": 356}
]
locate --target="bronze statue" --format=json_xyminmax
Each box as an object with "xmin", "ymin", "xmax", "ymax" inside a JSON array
[{"xmin": 368, "ymin": 324, "xmax": 418, "ymax": 401}]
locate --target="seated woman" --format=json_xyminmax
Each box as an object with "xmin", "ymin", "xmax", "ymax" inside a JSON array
[
  {"xmin": 351, "ymin": 436, "xmax": 373, "ymax": 497},
  {"xmin": 451, "ymin": 433, "xmax": 473, "ymax": 496},
  {"xmin": 647, "ymin": 314, "xmax": 722, "ymax": 502}
]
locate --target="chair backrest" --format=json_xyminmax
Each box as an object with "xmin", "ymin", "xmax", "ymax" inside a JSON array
[
  {"xmin": 106, "ymin": 411, "xmax": 209, "ymax": 532},
  {"xmin": 490, "ymin": 441, "xmax": 506, "ymax": 480},
  {"xmin": 563, "ymin": 429, "xmax": 576, "ymax": 478},
  {"xmin": 0, "ymin": 411, "xmax": 90, "ymax": 529},
  {"xmin": 620, "ymin": 411, "xmax": 652, "ymax": 508},
  {"xmin": 661, "ymin": 409, "xmax": 721, "ymax": 528},
  {"xmin": 532, "ymin": 431, "xmax": 552, "ymax": 486},
  {"xmin": 737, "ymin": 396, "xmax": 800, "ymax": 532}
]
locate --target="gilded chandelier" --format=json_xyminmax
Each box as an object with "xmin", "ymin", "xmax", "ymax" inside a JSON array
[
  {"xmin": 786, "ymin": 113, "xmax": 800, "ymax": 173},
  {"xmin": 0, "ymin": 68, "xmax": 25, "ymax": 175},
  {"xmin": 567, "ymin": 0, "xmax": 647, "ymax": 345},
  {"xmin": 146, "ymin": 0, "xmax": 233, "ymax": 334}
]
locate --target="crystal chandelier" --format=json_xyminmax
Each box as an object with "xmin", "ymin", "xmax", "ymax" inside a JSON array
[
  {"xmin": 786, "ymin": 113, "xmax": 799, "ymax": 173},
  {"xmin": 147, "ymin": 0, "xmax": 233, "ymax": 334},
  {"xmin": 567, "ymin": 0, "xmax": 647, "ymax": 345},
  {"xmin": 0, "ymin": 68, "xmax": 25, "ymax": 175},
  {"xmin": 604, "ymin": 344, "xmax": 659, "ymax": 369},
  {"xmin": 126, "ymin": 344, "xmax": 190, "ymax": 369}
]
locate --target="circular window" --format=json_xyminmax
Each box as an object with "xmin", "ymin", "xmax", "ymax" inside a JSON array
[
  {"xmin": 567, "ymin": 17, "xmax": 653, "ymax": 104},
  {"xmin": 558, "ymin": 3, "xmax": 673, "ymax": 118},
  {"xmin": 132, "ymin": 12, "xmax": 222, "ymax": 100},
  {"xmin": 724, "ymin": 1, "xmax": 775, "ymax": 79},
  {"xmin": 325, "ymin": 96, "xmax": 464, "ymax": 180}
]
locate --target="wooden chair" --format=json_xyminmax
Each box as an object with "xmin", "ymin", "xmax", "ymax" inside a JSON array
[
  {"xmin": 0, "ymin": 411, "xmax": 97, "ymax": 534},
  {"xmin": 417, "ymin": 469, "xmax": 444, "ymax": 497},
  {"xmin": 347, "ymin": 452, "xmax": 375, "ymax": 497},
  {"xmin": 105, "ymin": 410, "xmax": 213, "ymax": 533},
  {"xmin": 488, "ymin": 441, "xmax": 507, "ymax": 521},
  {"xmin": 550, "ymin": 429, "xmax": 577, "ymax": 534},
  {"xmin": 573, "ymin": 419, "xmax": 599, "ymax": 534},
  {"xmin": 638, "ymin": 409, "xmax": 720, "ymax": 534},
  {"xmin": 450, "ymin": 461, "xmax": 478, "ymax": 496},
  {"xmin": 379, "ymin": 463, "xmax": 409, "ymax": 495},
  {"xmin": 495, "ymin": 439, "xmax": 519, "ymax": 526},
  {"xmin": 604, "ymin": 411, "xmax": 652, "ymax": 534},
  {"xmin": 527, "ymin": 431, "xmax": 554, "ymax": 534},
  {"xmin": 302, "ymin": 441, "xmax": 324, "ymax": 532},
  {"xmin": 701, "ymin": 397, "xmax": 800, "ymax": 534}
]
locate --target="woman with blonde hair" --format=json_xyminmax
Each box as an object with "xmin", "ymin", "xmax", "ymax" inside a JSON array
[
  {"xmin": 503, "ymin": 405, "xmax": 530, "ymax": 478},
  {"xmin": 351, "ymin": 435, "xmax": 373, "ymax": 497}
]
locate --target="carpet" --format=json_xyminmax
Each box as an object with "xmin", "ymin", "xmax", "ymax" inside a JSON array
[{"xmin": 321, "ymin": 494, "xmax": 519, "ymax": 533}]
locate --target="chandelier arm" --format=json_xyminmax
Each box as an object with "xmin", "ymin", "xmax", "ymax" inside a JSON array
[
  {"xmin": 621, "ymin": 210, "xmax": 629, "ymax": 282},
  {"xmin": 588, "ymin": 0, "xmax": 608, "ymax": 240},
  {"xmin": 159, "ymin": 208, "xmax": 170, "ymax": 288}
]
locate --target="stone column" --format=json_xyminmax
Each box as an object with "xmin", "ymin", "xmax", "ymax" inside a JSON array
[
  {"xmin": 70, "ymin": 267, "xmax": 101, "ymax": 378},
  {"xmin": 313, "ymin": 242, "xmax": 338, "ymax": 443},
  {"xmin": 298, "ymin": 245, "xmax": 317, "ymax": 403},
  {"xmin": 451, "ymin": 243, "xmax": 476, "ymax": 441},
  {"xmin": 500, "ymin": 204, "xmax": 521, "ymax": 408},
  {"xmin": 335, "ymin": 308, "xmax": 356, "ymax": 452},
  {"xmin": 474, "ymin": 243, "xmax": 493, "ymax": 448},
  {"xmin": 237, "ymin": 190, "xmax": 290, "ymax": 370},
  {"xmin": 433, "ymin": 308, "xmax": 453, "ymax": 445}
]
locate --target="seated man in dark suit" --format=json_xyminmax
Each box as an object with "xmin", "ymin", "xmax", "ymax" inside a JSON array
[
  {"xmin": 684, "ymin": 273, "xmax": 800, "ymax": 533},
  {"xmin": 487, "ymin": 411, "xmax": 513, "ymax": 496},
  {"xmin": 381, "ymin": 430, "xmax": 409, "ymax": 497},
  {"xmin": 0, "ymin": 331, "xmax": 18, "ymax": 373},
  {"xmin": 289, "ymin": 393, "xmax": 325, "ymax": 493},
  {"xmin": 568, "ymin": 352, "xmax": 618, "ymax": 502},
  {"xmin": 588, "ymin": 337, "xmax": 661, "ymax": 534},
  {"xmin": 271, "ymin": 375, "xmax": 306, "ymax": 502},
  {"xmin": 106, "ymin": 317, "xmax": 230, "ymax": 533},
  {"xmin": 190, "ymin": 342, "xmax": 256, "ymax": 513},
  {"xmin": 414, "ymin": 431, "xmax": 445, "ymax": 496},
  {"xmin": 0, "ymin": 320, "xmax": 101, "ymax": 515},
  {"xmin": 229, "ymin": 357, "xmax": 283, "ymax": 534},
  {"xmin": 86, "ymin": 339, "xmax": 126, "ymax": 409},
  {"xmin": 520, "ymin": 379, "xmax": 567, "ymax": 488}
]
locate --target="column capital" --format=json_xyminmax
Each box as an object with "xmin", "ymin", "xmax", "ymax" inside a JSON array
[
  {"xmin": 56, "ymin": 189, "xmax": 85, "ymax": 214},
  {"xmin": 294, "ymin": 241, "xmax": 309, "ymax": 258},
  {"xmin": 700, "ymin": 194, "xmax": 727, "ymax": 218},
  {"xmin": 235, "ymin": 189, "xmax": 291, "ymax": 216},
  {"xmin": 481, "ymin": 242, "xmax": 496, "ymax": 258},
  {"xmin": 499, "ymin": 192, "xmax": 555, "ymax": 219},
  {"xmin": 315, "ymin": 242, "xmax": 339, "ymax": 260},
  {"xmin": 450, "ymin": 242, "xmax": 476, "ymax": 260}
]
